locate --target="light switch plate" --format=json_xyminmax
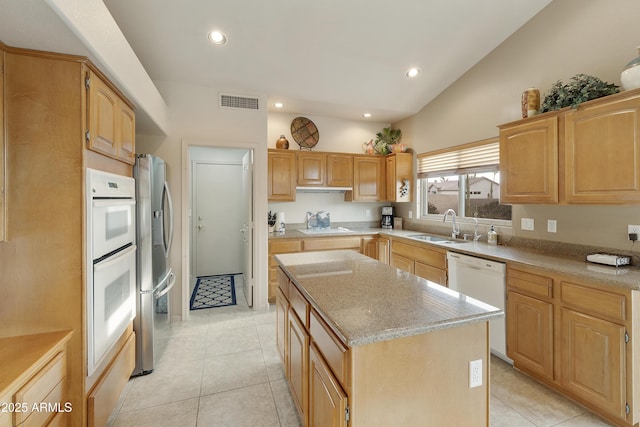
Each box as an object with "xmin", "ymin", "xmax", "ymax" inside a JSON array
[{"xmin": 521, "ymin": 218, "xmax": 534, "ymax": 231}]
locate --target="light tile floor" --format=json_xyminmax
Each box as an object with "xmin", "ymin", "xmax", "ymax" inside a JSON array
[{"xmin": 108, "ymin": 275, "xmax": 615, "ymax": 426}]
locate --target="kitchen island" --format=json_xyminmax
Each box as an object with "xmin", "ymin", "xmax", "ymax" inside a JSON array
[{"xmin": 275, "ymin": 250, "xmax": 503, "ymax": 427}]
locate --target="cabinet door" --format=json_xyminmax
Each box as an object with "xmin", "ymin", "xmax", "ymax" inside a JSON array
[
  {"xmin": 565, "ymin": 96, "xmax": 640, "ymax": 203},
  {"xmin": 499, "ymin": 116, "xmax": 559, "ymax": 203},
  {"xmin": 385, "ymin": 153, "xmax": 413, "ymax": 202},
  {"xmin": 327, "ymin": 154, "xmax": 353, "ymax": 187},
  {"xmin": 288, "ymin": 308, "xmax": 309, "ymax": 424},
  {"xmin": 361, "ymin": 236, "xmax": 378, "ymax": 259},
  {"xmin": 117, "ymin": 102, "xmax": 136, "ymax": 164},
  {"xmin": 506, "ymin": 291, "xmax": 553, "ymax": 379},
  {"xmin": 87, "ymin": 72, "xmax": 118, "ymax": 159},
  {"xmin": 377, "ymin": 238, "xmax": 390, "ymax": 264},
  {"xmin": 560, "ymin": 308, "xmax": 626, "ymax": 420},
  {"xmin": 390, "ymin": 253, "xmax": 414, "ymax": 274},
  {"xmin": 414, "ymin": 261, "xmax": 447, "ymax": 286},
  {"xmin": 352, "ymin": 156, "xmax": 385, "ymax": 201},
  {"xmin": 309, "ymin": 343, "xmax": 348, "ymax": 427},
  {"xmin": 276, "ymin": 288, "xmax": 288, "ymax": 367},
  {"xmin": 268, "ymin": 150, "xmax": 296, "ymax": 201},
  {"xmin": 298, "ymin": 152, "xmax": 326, "ymax": 186}
]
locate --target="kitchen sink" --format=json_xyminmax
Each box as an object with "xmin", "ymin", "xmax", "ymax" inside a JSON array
[{"xmin": 407, "ymin": 234, "xmax": 470, "ymax": 245}]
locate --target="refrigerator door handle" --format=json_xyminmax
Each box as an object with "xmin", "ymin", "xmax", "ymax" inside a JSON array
[
  {"xmin": 163, "ymin": 180, "xmax": 174, "ymax": 258},
  {"xmin": 139, "ymin": 269, "xmax": 174, "ymax": 295},
  {"xmin": 155, "ymin": 271, "xmax": 176, "ymax": 299}
]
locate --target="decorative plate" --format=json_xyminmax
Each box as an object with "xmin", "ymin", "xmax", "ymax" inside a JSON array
[{"xmin": 290, "ymin": 117, "xmax": 319, "ymax": 149}]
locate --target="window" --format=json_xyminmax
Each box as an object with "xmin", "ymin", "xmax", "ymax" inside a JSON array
[{"xmin": 416, "ymin": 138, "xmax": 511, "ymax": 222}]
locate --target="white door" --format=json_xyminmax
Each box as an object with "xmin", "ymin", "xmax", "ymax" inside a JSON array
[
  {"xmin": 194, "ymin": 162, "xmax": 243, "ymax": 277},
  {"xmin": 241, "ymin": 151, "xmax": 254, "ymax": 306}
]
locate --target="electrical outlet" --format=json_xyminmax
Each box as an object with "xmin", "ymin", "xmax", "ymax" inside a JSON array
[
  {"xmin": 469, "ymin": 359, "xmax": 482, "ymax": 388},
  {"xmin": 521, "ymin": 218, "xmax": 534, "ymax": 231},
  {"xmin": 408, "ymin": 210, "xmax": 413, "ymax": 219},
  {"xmin": 547, "ymin": 219, "xmax": 557, "ymax": 233},
  {"xmin": 629, "ymin": 225, "xmax": 640, "ymax": 240},
  {"xmin": 365, "ymin": 209, "xmax": 371, "ymax": 217}
]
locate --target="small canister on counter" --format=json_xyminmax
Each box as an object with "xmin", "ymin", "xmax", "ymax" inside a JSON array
[{"xmin": 521, "ymin": 87, "xmax": 540, "ymax": 118}]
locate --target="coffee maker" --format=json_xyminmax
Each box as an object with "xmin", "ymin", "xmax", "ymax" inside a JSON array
[{"xmin": 381, "ymin": 206, "xmax": 394, "ymax": 229}]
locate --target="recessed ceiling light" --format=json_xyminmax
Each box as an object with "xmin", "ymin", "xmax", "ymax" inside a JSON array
[
  {"xmin": 208, "ymin": 30, "xmax": 227, "ymax": 45},
  {"xmin": 405, "ymin": 68, "xmax": 421, "ymax": 78},
  {"xmin": 274, "ymin": 102, "xmax": 284, "ymax": 109},
  {"xmin": 362, "ymin": 113, "xmax": 372, "ymax": 118}
]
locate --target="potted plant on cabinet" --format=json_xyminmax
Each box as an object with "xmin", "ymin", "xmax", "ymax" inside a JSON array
[{"xmin": 373, "ymin": 127, "xmax": 404, "ymax": 155}]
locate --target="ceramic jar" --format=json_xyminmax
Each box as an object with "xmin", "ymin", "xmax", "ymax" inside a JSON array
[
  {"xmin": 621, "ymin": 46, "xmax": 640, "ymax": 91},
  {"xmin": 276, "ymin": 135, "xmax": 289, "ymax": 149},
  {"xmin": 521, "ymin": 87, "xmax": 540, "ymax": 118}
]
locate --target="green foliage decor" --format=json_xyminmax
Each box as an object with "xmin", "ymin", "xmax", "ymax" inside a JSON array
[
  {"xmin": 540, "ymin": 74, "xmax": 619, "ymax": 113},
  {"xmin": 374, "ymin": 127, "xmax": 402, "ymax": 155}
]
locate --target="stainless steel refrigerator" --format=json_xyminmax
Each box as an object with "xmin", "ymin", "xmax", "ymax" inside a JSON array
[{"xmin": 132, "ymin": 154, "xmax": 175, "ymax": 376}]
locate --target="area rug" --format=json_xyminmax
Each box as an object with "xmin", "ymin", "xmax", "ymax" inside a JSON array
[{"xmin": 190, "ymin": 274, "xmax": 237, "ymax": 310}]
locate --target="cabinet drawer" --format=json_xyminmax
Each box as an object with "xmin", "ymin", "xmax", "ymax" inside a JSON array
[
  {"xmin": 310, "ymin": 309, "xmax": 349, "ymax": 389},
  {"xmin": 277, "ymin": 268, "xmax": 290, "ymax": 299},
  {"xmin": 289, "ymin": 283, "xmax": 309, "ymax": 328},
  {"xmin": 415, "ymin": 262, "xmax": 447, "ymax": 286},
  {"xmin": 13, "ymin": 352, "xmax": 65, "ymax": 426},
  {"xmin": 507, "ymin": 267, "xmax": 553, "ymax": 299},
  {"xmin": 270, "ymin": 240, "xmax": 303, "ymax": 254},
  {"xmin": 392, "ymin": 241, "xmax": 446, "ymax": 269},
  {"xmin": 88, "ymin": 332, "xmax": 135, "ymax": 427},
  {"xmin": 561, "ymin": 282, "xmax": 626, "ymax": 322},
  {"xmin": 303, "ymin": 237, "xmax": 362, "ymax": 251}
]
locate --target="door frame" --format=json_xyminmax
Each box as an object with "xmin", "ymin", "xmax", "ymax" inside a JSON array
[{"xmin": 181, "ymin": 139, "xmax": 269, "ymax": 319}]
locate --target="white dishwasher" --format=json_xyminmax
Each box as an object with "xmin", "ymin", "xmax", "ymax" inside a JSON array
[{"xmin": 447, "ymin": 252, "xmax": 512, "ymax": 364}]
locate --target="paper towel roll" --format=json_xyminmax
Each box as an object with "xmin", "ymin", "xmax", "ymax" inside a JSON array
[{"xmin": 274, "ymin": 212, "xmax": 286, "ymax": 232}]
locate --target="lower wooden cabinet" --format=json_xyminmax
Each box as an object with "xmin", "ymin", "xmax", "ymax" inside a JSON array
[
  {"xmin": 506, "ymin": 264, "xmax": 637, "ymax": 426},
  {"xmin": 288, "ymin": 307, "xmax": 309, "ymax": 425},
  {"xmin": 506, "ymin": 290, "xmax": 553, "ymax": 379},
  {"xmin": 560, "ymin": 308, "xmax": 626, "ymax": 420},
  {"xmin": 390, "ymin": 239, "xmax": 447, "ymax": 286},
  {"xmin": 309, "ymin": 343, "xmax": 348, "ymax": 427}
]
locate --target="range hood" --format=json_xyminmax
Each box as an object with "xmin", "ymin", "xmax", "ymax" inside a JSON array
[{"xmin": 296, "ymin": 186, "xmax": 352, "ymax": 193}]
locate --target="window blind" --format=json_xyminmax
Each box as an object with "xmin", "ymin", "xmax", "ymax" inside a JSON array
[{"xmin": 417, "ymin": 137, "xmax": 499, "ymax": 178}]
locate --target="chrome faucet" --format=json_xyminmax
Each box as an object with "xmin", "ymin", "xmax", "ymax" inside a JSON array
[
  {"xmin": 469, "ymin": 217, "xmax": 482, "ymax": 241},
  {"xmin": 442, "ymin": 209, "xmax": 460, "ymax": 239}
]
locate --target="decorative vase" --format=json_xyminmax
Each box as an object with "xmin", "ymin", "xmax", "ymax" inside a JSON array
[
  {"xmin": 521, "ymin": 87, "xmax": 540, "ymax": 118},
  {"xmin": 276, "ymin": 135, "xmax": 289, "ymax": 149},
  {"xmin": 621, "ymin": 46, "xmax": 640, "ymax": 90}
]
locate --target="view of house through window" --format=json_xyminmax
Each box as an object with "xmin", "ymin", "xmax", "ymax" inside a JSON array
[{"xmin": 419, "ymin": 172, "xmax": 511, "ymax": 221}]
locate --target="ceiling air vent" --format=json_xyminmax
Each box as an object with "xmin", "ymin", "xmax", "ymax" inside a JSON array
[{"xmin": 220, "ymin": 93, "xmax": 260, "ymax": 110}]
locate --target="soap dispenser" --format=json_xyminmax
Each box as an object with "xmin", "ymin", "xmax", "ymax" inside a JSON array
[{"xmin": 487, "ymin": 225, "xmax": 498, "ymax": 245}]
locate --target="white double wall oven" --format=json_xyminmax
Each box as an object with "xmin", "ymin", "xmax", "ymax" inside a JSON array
[{"xmin": 86, "ymin": 168, "xmax": 137, "ymax": 376}]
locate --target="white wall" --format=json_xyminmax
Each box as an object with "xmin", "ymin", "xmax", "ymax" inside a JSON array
[
  {"xmin": 136, "ymin": 80, "xmax": 269, "ymax": 317},
  {"xmin": 393, "ymin": 0, "xmax": 640, "ymax": 251},
  {"xmin": 268, "ymin": 112, "xmax": 393, "ymax": 225}
]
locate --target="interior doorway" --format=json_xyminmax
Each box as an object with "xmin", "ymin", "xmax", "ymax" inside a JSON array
[{"xmin": 188, "ymin": 146, "xmax": 254, "ymax": 307}]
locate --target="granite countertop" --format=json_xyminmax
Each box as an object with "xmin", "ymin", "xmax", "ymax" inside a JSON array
[
  {"xmin": 275, "ymin": 250, "xmax": 503, "ymax": 347},
  {"xmin": 381, "ymin": 231, "xmax": 640, "ymax": 291},
  {"xmin": 270, "ymin": 226, "xmax": 640, "ymax": 290}
]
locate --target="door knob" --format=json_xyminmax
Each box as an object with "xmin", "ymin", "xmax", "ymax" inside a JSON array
[
  {"xmin": 198, "ymin": 216, "xmax": 203, "ymax": 221},
  {"xmin": 197, "ymin": 225, "xmax": 204, "ymax": 230}
]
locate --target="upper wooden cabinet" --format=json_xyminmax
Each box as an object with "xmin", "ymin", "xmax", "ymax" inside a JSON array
[
  {"xmin": 297, "ymin": 152, "xmax": 354, "ymax": 188},
  {"xmin": 499, "ymin": 115, "xmax": 559, "ymax": 204},
  {"xmin": 297, "ymin": 152, "xmax": 326, "ymax": 186},
  {"xmin": 564, "ymin": 93, "xmax": 640, "ymax": 204},
  {"xmin": 327, "ymin": 153, "xmax": 353, "ymax": 187},
  {"xmin": 499, "ymin": 88, "xmax": 640, "ymax": 204},
  {"xmin": 86, "ymin": 70, "xmax": 136, "ymax": 164},
  {"xmin": 385, "ymin": 153, "xmax": 413, "ymax": 202},
  {"xmin": 268, "ymin": 149, "xmax": 296, "ymax": 201},
  {"xmin": 348, "ymin": 155, "xmax": 385, "ymax": 202}
]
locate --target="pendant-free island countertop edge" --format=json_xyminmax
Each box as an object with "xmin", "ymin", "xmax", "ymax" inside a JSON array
[{"xmin": 275, "ymin": 250, "xmax": 504, "ymax": 347}]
